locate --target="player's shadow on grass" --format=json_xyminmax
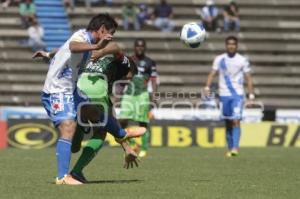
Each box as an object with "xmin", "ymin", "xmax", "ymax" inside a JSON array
[{"xmin": 87, "ymin": 179, "xmax": 143, "ymax": 184}]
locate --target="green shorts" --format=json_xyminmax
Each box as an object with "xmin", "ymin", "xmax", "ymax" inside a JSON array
[
  {"xmin": 77, "ymin": 72, "xmax": 109, "ymax": 111},
  {"xmin": 119, "ymin": 92, "xmax": 150, "ymax": 123}
]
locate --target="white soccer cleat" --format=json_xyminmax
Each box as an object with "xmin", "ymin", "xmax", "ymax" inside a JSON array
[{"xmin": 55, "ymin": 174, "xmax": 83, "ymax": 185}]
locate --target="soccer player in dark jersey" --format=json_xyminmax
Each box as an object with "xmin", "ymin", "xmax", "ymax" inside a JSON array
[
  {"xmin": 119, "ymin": 38, "xmax": 158, "ymax": 158},
  {"xmin": 69, "ymin": 50, "xmax": 142, "ymax": 182}
]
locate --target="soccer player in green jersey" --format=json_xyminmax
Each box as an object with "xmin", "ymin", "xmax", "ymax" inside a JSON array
[
  {"xmin": 69, "ymin": 42, "xmax": 146, "ymax": 182},
  {"xmin": 119, "ymin": 38, "xmax": 158, "ymax": 158}
]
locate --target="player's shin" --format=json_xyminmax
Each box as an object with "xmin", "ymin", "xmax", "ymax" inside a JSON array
[
  {"xmin": 140, "ymin": 129, "xmax": 150, "ymax": 152},
  {"xmin": 56, "ymin": 120, "xmax": 76, "ymax": 179},
  {"xmin": 72, "ymin": 132, "xmax": 106, "ymax": 176},
  {"xmin": 56, "ymin": 138, "xmax": 72, "ymax": 179},
  {"xmin": 226, "ymin": 128, "xmax": 233, "ymax": 150},
  {"xmin": 225, "ymin": 121, "xmax": 233, "ymax": 150},
  {"xmin": 232, "ymin": 126, "xmax": 241, "ymax": 150}
]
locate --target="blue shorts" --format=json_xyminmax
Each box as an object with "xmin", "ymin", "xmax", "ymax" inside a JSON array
[
  {"xmin": 219, "ymin": 95, "xmax": 244, "ymax": 120},
  {"xmin": 41, "ymin": 92, "xmax": 77, "ymax": 127}
]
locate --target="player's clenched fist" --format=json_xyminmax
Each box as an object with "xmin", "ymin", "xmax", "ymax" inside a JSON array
[{"xmin": 96, "ymin": 33, "xmax": 113, "ymax": 49}]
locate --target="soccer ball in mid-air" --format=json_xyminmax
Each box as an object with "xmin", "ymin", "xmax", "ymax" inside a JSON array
[{"xmin": 180, "ymin": 22, "xmax": 206, "ymax": 48}]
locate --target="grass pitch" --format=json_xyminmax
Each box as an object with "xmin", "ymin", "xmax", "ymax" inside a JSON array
[{"xmin": 0, "ymin": 147, "xmax": 299, "ymax": 199}]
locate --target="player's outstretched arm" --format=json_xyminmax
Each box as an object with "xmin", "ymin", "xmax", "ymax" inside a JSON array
[
  {"xmin": 204, "ymin": 70, "xmax": 217, "ymax": 96},
  {"xmin": 32, "ymin": 49, "xmax": 58, "ymax": 60},
  {"xmin": 90, "ymin": 42, "xmax": 122, "ymax": 62},
  {"xmin": 69, "ymin": 33, "xmax": 113, "ymax": 53}
]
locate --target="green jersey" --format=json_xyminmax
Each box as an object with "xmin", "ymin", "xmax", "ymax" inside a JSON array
[
  {"xmin": 125, "ymin": 55, "xmax": 157, "ymax": 95},
  {"xmin": 82, "ymin": 54, "xmax": 131, "ymax": 94}
]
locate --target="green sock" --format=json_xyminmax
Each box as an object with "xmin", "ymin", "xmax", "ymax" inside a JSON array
[
  {"xmin": 72, "ymin": 138, "xmax": 104, "ymax": 174},
  {"xmin": 140, "ymin": 129, "xmax": 150, "ymax": 151}
]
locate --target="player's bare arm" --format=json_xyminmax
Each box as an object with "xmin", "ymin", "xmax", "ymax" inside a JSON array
[
  {"xmin": 90, "ymin": 41, "xmax": 122, "ymax": 62},
  {"xmin": 204, "ymin": 70, "xmax": 217, "ymax": 96},
  {"xmin": 32, "ymin": 49, "xmax": 58, "ymax": 59},
  {"xmin": 151, "ymin": 77, "xmax": 158, "ymax": 104},
  {"xmin": 245, "ymin": 72, "xmax": 255, "ymax": 100},
  {"xmin": 69, "ymin": 33, "xmax": 113, "ymax": 53}
]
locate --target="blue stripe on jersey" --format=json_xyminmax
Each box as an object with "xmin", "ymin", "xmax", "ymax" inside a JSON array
[
  {"xmin": 76, "ymin": 30, "xmax": 93, "ymax": 74},
  {"xmin": 220, "ymin": 58, "xmax": 238, "ymax": 96},
  {"xmin": 77, "ymin": 51, "xmax": 90, "ymax": 73},
  {"xmin": 86, "ymin": 31, "xmax": 95, "ymax": 44}
]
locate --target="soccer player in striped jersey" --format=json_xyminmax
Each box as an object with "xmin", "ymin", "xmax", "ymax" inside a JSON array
[
  {"xmin": 40, "ymin": 14, "xmax": 116, "ymax": 185},
  {"xmin": 34, "ymin": 14, "xmax": 143, "ymax": 185},
  {"xmin": 35, "ymin": 42, "xmax": 144, "ymax": 183},
  {"xmin": 204, "ymin": 36, "xmax": 255, "ymax": 157}
]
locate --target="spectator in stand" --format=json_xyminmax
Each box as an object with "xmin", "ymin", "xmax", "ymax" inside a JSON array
[
  {"xmin": 122, "ymin": 1, "xmax": 140, "ymax": 31},
  {"xmin": 152, "ymin": 0, "xmax": 175, "ymax": 32},
  {"xmin": 19, "ymin": 0, "xmax": 36, "ymax": 28},
  {"xmin": 199, "ymin": 0, "xmax": 220, "ymax": 32},
  {"xmin": 27, "ymin": 17, "xmax": 46, "ymax": 51},
  {"xmin": 137, "ymin": 3, "xmax": 150, "ymax": 28},
  {"xmin": 84, "ymin": 0, "xmax": 112, "ymax": 10},
  {"xmin": 64, "ymin": 0, "xmax": 75, "ymax": 12},
  {"xmin": 104, "ymin": 0, "xmax": 112, "ymax": 6},
  {"xmin": 223, "ymin": 0, "xmax": 240, "ymax": 32},
  {"xmin": 1, "ymin": 0, "xmax": 11, "ymax": 10}
]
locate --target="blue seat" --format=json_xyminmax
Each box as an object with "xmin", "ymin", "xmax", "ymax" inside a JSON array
[
  {"xmin": 35, "ymin": 0, "xmax": 71, "ymax": 51},
  {"xmin": 44, "ymin": 37, "xmax": 69, "ymax": 42},
  {"xmin": 42, "ymin": 24, "xmax": 70, "ymax": 29},
  {"xmin": 37, "ymin": 13, "xmax": 67, "ymax": 18},
  {"xmin": 35, "ymin": 1, "xmax": 62, "ymax": 6},
  {"xmin": 36, "ymin": 7, "xmax": 65, "ymax": 12}
]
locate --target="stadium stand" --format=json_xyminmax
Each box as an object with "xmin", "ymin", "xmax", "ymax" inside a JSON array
[
  {"xmin": 35, "ymin": 0, "xmax": 71, "ymax": 50},
  {"xmin": 0, "ymin": 0, "xmax": 300, "ymax": 108}
]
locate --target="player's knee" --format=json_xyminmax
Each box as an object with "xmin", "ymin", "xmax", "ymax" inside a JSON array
[
  {"xmin": 232, "ymin": 120, "xmax": 240, "ymax": 127},
  {"xmin": 59, "ymin": 120, "xmax": 76, "ymax": 139},
  {"xmin": 92, "ymin": 128, "xmax": 107, "ymax": 140},
  {"xmin": 119, "ymin": 119, "xmax": 128, "ymax": 128}
]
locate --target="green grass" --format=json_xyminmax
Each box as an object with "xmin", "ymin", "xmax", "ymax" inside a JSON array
[{"xmin": 0, "ymin": 147, "xmax": 299, "ymax": 199}]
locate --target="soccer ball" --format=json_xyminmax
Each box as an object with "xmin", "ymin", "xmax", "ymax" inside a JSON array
[{"xmin": 180, "ymin": 22, "xmax": 206, "ymax": 48}]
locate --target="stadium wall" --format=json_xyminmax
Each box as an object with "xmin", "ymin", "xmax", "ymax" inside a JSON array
[{"xmin": 0, "ymin": 107, "xmax": 300, "ymax": 149}]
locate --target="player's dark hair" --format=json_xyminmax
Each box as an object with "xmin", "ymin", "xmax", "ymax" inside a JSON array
[
  {"xmin": 134, "ymin": 38, "xmax": 147, "ymax": 47},
  {"xmin": 225, "ymin": 36, "xmax": 238, "ymax": 44},
  {"xmin": 86, "ymin": 13, "xmax": 118, "ymax": 32}
]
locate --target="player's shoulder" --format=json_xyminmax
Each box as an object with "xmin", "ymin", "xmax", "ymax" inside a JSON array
[
  {"xmin": 144, "ymin": 56, "xmax": 156, "ymax": 64},
  {"xmin": 214, "ymin": 53, "xmax": 227, "ymax": 61},
  {"xmin": 235, "ymin": 53, "xmax": 245, "ymax": 59},
  {"xmin": 133, "ymin": 55, "xmax": 156, "ymax": 66},
  {"xmin": 72, "ymin": 29, "xmax": 86, "ymax": 36},
  {"xmin": 70, "ymin": 29, "xmax": 88, "ymax": 41},
  {"xmin": 235, "ymin": 53, "xmax": 249, "ymax": 63}
]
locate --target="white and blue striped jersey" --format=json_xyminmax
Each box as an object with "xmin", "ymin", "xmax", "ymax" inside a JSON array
[
  {"xmin": 43, "ymin": 29, "xmax": 94, "ymax": 94},
  {"xmin": 212, "ymin": 53, "xmax": 251, "ymax": 97}
]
